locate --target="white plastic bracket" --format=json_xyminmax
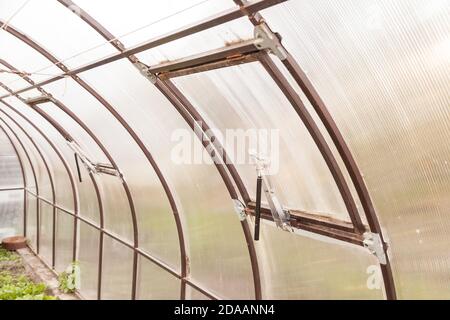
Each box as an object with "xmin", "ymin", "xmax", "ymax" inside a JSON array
[
  {"xmin": 232, "ymin": 199, "xmax": 247, "ymax": 221},
  {"xmin": 133, "ymin": 61, "xmax": 157, "ymax": 84},
  {"xmin": 363, "ymin": 232, "xmax": 387, "ymax": 265},
  {"xmin": 254, "ymin": 23, "xmax": 288, "ymax": 60}
]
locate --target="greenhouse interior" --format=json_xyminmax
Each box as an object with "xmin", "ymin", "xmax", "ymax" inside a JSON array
[{"xmin": 0, "ymin": 0, "xmax": 449, "ymax": 301}]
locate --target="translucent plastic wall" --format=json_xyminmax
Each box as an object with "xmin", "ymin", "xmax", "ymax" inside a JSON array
[{"xmin": 0, "ymin": 0, "xmax": 449, "ymax": 300}]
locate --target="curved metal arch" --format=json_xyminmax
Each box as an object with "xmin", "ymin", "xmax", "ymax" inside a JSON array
[
  {"xmin": 0, "ymin": 98, "xmax": 105, "ymax": 300},
  {"xmin": 233, "ymin": 0, "xmax": 396, "ymax": 299},
  {"xmin": 0, "ymin": 18, "xmax": 189, "ymax": 300},
  {"xmin": 0, "ymin": 107, "xmax": 61, "ymax": 266},
  {"xmin": 0, "ymin": 110, "xmax": 56, "ymax": 257},
  {"xmin": 0, "ymin": 95, "xmax": 82, "ymax": 257},
  {"xmin": 0, "ymin": 108, "xmax": 40, "ymax": 246},
  {"xmin": 0, "ymin": 120, "xmax": 27, "ymax": 234},
  {"xmin": 56, "ymin": 0, "xmax": 262, "ymax": 299}
]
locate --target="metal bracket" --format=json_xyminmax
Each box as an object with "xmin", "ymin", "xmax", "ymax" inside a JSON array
[
  {"xmin": 67, "ymin": 141, "xmax": 97, "ymax": 173},
  {"xmin": 254, "ymin": 23, "xmax": 287, "ymax": 60},
  {"xmin": 232, "ymin": 199, "xmax": 247, "ymax": 221},
  {"xmin": 133, "ymin": 61, "xmax": 157, "ymax": 84},
  {"xmin": 251, "ymin": 153, "xmax": 292, "ymax": 232},
  {"xmin": 25, "ymin": 94, "xmax": 54, "ymax": 106},
  {"xmin": 363, "ymin": 232, "xmax": 387, "ymax": 265},
  {"xmin": 67, "ymin": 141, "xmax": 123, "ymax": 180}
]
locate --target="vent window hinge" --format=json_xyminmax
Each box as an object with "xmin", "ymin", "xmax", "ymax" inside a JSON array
[
  {"xmin": 67, "ymin": 141, "xmax": 123, "ymax": 181},
  {"xmin": 251, "ymin": 153, "xmax": 292, "ymax": 240},
  {"xmin": 254, "ymin": 23, "xmax": 288, "ymax": 61},
  {"xmin": 363, "ymin": 232, "xmax": 387, "ymax": 265},
  {"xmin": 133, "ymin": 61, "xmax": 157, "ymax": 84}
]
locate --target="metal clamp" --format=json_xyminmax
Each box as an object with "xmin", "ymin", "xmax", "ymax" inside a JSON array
[
  {"xmin": 254, "ymin": 23, "xmax": 288, "ymax": 60},
  {"xmin": 232, "ymin": 199, "xmax": 247, "ymax": 221},
  {"xmin": 133, "ymin": 61, "xmax": 157, "ymax": 84},
  {"xmin": 363, "ymin": 232, "xmax": 387, "ymax": 265}
]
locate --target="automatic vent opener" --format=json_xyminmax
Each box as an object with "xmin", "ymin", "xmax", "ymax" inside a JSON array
[
  {"xmin": 67, "ymin": 141, "xmax": 123, "ymax": 180},
  {"xmin": 250, "ymin": 152, "xmax": 292, "ymax": 240}
]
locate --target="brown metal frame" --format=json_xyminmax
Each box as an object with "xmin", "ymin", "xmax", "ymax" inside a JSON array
[
  {"xmin": 58, "ymin": 0, "xmax": 263, "ymax": 299},
  {"xmin": 0, "ymin": 110, "xmax": 39, "ymax": 246},
  {"xmin": 0, "ymin": 0, "xmax": 398, "ymax": 299},
  {"xmin": 0, "ymin": 124, "xmax": 27, "ymax": 235},
  {"xmin": 0, "ymin": 66, "xmax": 81, "ymax": 260},
  {"xmin": 232, "ymin": 1, "xmax": 396, "ymax": 299},
  {"xmin": 0, "ymin": 0, "xmax": 286, "ymax": 100},
  {"xmin": 0, "ymin": 108, "xmax": 56, "ymax": 257}
]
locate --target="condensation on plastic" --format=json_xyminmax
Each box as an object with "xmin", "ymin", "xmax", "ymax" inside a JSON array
[
  {"xmin": 55, "ymin": 210, "xmax": 74, "ymax": 273},
  {"xmin": 0, "ymin": 127, "xmax": 23, "ymax": 188},
  {"xmin": 39, "ymin": 200, "xmax": 53, "ymax": 265},
  {"xmin": 253, "ymin": 220, "xmax": 384, "ymax": 299},
  {"xmin": 136, "ymin": 255, "xmax": 180, "ymax": 300},
  {"xmin": 262, "ymin": 0, "xmax": 450, "ymax": 298},
  {"xmin": 78, "ymin": 221, "xmax": 99, "ymax": 300},
  {"xmin": 79, "ymin": 59, "xmax": 255, "ymax": 299},
  {"xmin": 0, "ymin": 190, "xmax": 23, "ymax": 238},
  {"xmin": 4, "ymin": 0, "xmax": 116, "ymax": 70},
  {"xmin": 101, "ymin": 235, "xmax": 133, "ymax": 300},
  {"xmin": 174, "ymin": 63, "xmax": 350, "ymax": 220}
]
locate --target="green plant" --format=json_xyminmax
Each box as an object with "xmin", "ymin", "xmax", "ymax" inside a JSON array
[
  {"xmin": 0, "ymin": 248, "xmax": 20, "ymax": 262},
  {"xmin": 0, "ymin": 272, "xmax": 56, "ymax": 300},
  {"xmin": 58, "ymin": 261, "xmax": 80, "ymax": 293}
]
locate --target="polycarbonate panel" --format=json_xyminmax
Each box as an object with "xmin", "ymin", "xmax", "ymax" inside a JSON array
[
  {"xmin": 78, "ymin": 222, "xmax": 99, "ymax": 300},
  {"xmin": 136, "ymin": 255, "xmax": 180, "ymax": 300},
  {"xmin": 0, "ymin": 190, "xmax": 23, "ymax": 239},
  {"xmin": 0, "ymin": 113, "xmax": 35, "ymax": 191},
  {"xmin": 102, "ymin": 235, "xmax": 133, "ymax": 300},
  {"xmin": 1, "ymin": 98, "xmax": 101, "ymax": 224},
  {"xmin": 0, "ymin": 104, "xmax": 75, "ymax": 211},
  {"xmin": 75, "ymin": 0, "xmax": 237, "ymax": 47},
  {"xmin": 10, "ymin": 0, "xmax": 116, "ymax": 70},
  {"xmin": 26, "ymin": 194, "xmax": 37, "ymax": 250},
  {"xmin": 39, "ymin": 200, "xmax": 53, "ymax": 265},
  {"xmin": 21, "ymin": 100, "xmax": 132, "ymax": 240},
  {"xmin": 135, "ymin": 17, "xmax": 253, "ymax": 66},
  {"xmin": 78, "ymin": 59, "xmax": 255, "ymax": 299},
  {"xmin": 0, "ymin": 112, "xmax": 52, "ymax": 199},
  {"xmin": 262, "ymin": 0, "xmax": 450, "ymax": 298},
  {"xmin": 43, "ymin": 78, "xmax": 180, "ymax": 268},
  {"xmin": 0, "ymin": 0, "xmax": 29, "ymax": 22},
  {"xmin": 174, "ymin": 63, "xmax": 349, "ymax": 219},
  {"xmin": 186, "ymin": 285, "xmax": 211, "ymax": 300},
  {"xmin": 0, "ymin": 29, "xmax": 61, "ymax": 85},
  {"xmin": 98, "ymin": 174, "xmax": 134, "ymax": 242},
  {"xmin": 254, "ymin": 220, "xmax": 383, "ymax": 299},
  {"xmin": 55, "ymin": 210, "xmax": 74, "ymax": 273},
  {"xmin": 0, "ymin": 127, "xmax": 22, "ymax": 188}
]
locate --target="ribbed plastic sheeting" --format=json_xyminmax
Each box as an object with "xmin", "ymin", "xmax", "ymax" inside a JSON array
[{"xmin": 0, "ymin": 0, "xmax": 448, "ymax": 300}]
